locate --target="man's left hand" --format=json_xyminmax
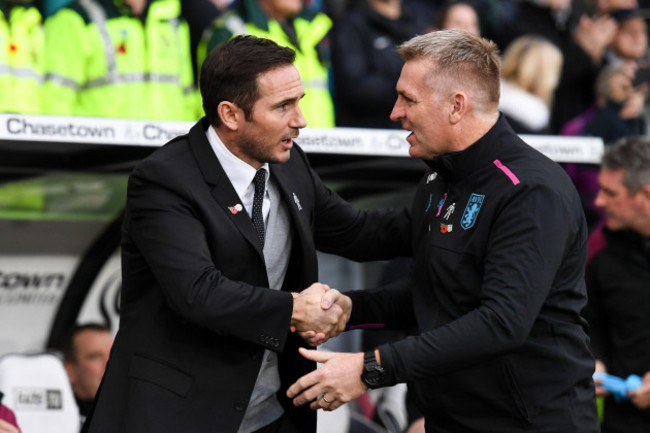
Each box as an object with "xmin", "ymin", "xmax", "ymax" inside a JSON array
[{"xmin": 286, "ymin": 348, "xmax": 367, "ymax": 411}]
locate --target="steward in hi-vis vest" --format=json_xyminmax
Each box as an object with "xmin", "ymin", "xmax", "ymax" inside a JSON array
[
  {"xmin": 0, "ymin": 0, "xmax": 44, "ymax": 114},
  {"xmin": 199, "ymin": 0, "xmax": 334, "ymax": 127},
  {"xmin": 43, "ymin": 0, "xmax": 199, "ymax": 120}
]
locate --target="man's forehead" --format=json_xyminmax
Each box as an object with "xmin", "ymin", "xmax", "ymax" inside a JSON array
[
  {"xmin": 257, "ymin": 66, "xmax": 304, "ymax": 99},
  {"xmin": 258, "ymin": 65, "xmax": 300, "ymax": 83}
]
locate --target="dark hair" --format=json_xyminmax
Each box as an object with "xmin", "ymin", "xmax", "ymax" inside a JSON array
[
  {"xmin": 62, "ymin": 323, "xmax": 111, "ymax": 363},
  {"xmin": 602, "ymin": 136, "xmax": 650, "ymax": 193},
  {"xmin": 200, "ymin": 35, "xmax": 297, "ymax": 126}
]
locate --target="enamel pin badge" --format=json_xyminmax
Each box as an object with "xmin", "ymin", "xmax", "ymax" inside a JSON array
[
  {"xmin": 228, "ymin": 204, "xmax": 243, "ymax": 214},
  {"xmin": 293, "ymin": 193, "xmax": 302, "ymax": 211}
]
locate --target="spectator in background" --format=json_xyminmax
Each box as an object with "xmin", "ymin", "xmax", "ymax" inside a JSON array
[
  {"xmin": 584, "ymin": 61, "xmax": 647, "ymax": 143},
  {"xmin": 471, "ymin": 0, "xmax": 517, "ymax": 43},
  {"xmin": 182, "ymin": 0, "xmax": 232, "ymax": 86},
  {"xmin": 0, "ymin": 0, "xmax": 43, "ymax": 114},
  {"xmin": 433, "ymin": 0, "xmax": 480, "ymax": 36},
  {"xmin": 200, "ymin": 0, "xmax": 335, "ymax": 127},
  {"xmin": 583, "ymin": 136, "xmax": 650, "ymax": 433},
  {"xmin": 596, "ymin": 0, "xmax": 640, "ymax": 15},
  {"xmin": 493, "ymin": 0, "xmax": 618, "ymax": 133},
  {"xmin": 499, "ymin": 35, "xmax": 564, "ymax": 134},
  {"xmin": 560, "ymin": 6, "xmax": 648, "ymax": 135},
  {"xmin": 606, "ymin": 8, "xmax": 649, "ymax": 68},
  {"xmin": 560, "ymin": 10, "xmax": 648, "ymax": 232},
  {"xmin": 43, "ymin": 0, "xmax": 199, "ymax": 121},
  {"xmin": 561, "ymin": 61, "xmax": 646, "ymax": 233},
  {"xmin": 330, "ymin": 0, "xmax": 430, "ymax": 129},
  {"xmin": 0, "ymin": 393, "xmax": 19, "ymax": 433},
  {"xmin": 62, "ymin": 323, "xmax": 113, "ymax": 426}
]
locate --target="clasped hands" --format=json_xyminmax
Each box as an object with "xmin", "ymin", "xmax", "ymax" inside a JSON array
[
  {"xmin": 290, "ymin": 283, "xmax": 351, "ymax": 347},
  {"xmin": 288, "ymin": 284, "xmax": 368, "ymax": 412}
]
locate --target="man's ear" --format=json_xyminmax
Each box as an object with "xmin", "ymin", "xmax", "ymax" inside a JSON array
[
  {"xmin": 449, "ymin": 92, "xmax": 467, "ymax": 125},
  {"xmin": 639, "ymin": 185, "xmax": 650, "ymax": 209},
  {"xmin": 217, "ymin": 101, "xmax": 241, "ymax": 131}
]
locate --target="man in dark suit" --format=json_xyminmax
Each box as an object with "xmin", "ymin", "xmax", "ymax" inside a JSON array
[{"xmin": 82, "ymin": 35, "xmax": 410, "ymax": 433}]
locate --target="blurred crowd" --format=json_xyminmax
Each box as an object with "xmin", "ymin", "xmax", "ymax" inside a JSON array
[
  {"xmin": 3, "ymin": 0, "xmax": 650, "ymax": 226},
  {"xmin": 1, "ymin": 0, "xmax": 648, "ymax": 133}
]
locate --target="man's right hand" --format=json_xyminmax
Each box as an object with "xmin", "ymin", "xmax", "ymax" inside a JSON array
[{"xmin": 290, "ymin": 283, "xmax": 351, "ymax": 346}]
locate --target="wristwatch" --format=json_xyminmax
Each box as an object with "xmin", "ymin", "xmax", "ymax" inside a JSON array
[{"xmin": 361, "ymin": 350, "xmax": 386, "ymax": 389}]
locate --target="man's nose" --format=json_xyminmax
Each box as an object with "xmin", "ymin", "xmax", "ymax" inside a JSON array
[
  {"xmin": 291, "ymin": 107, "xmax": 307, "ymax": 129},
  {"xmin": 390, "ymin": 100, "xmax": 404, "ymax": 121}
]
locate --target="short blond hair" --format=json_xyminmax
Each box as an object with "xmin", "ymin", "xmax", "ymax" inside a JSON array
[
  {"xmin": 398, "ymin": 29, "xmax": 501, "ymax": 111},
  {"xmin": 500, "ymin": 36, "xmax": 563, "ymax": 106}
]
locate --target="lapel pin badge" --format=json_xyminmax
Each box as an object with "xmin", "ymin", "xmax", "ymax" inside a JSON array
[
  {"xmin": 426, "ymin": 172, "xmax": 438, "ymax": 184},
  {"xmin": 293, "ymin": 193, "xmax": 303, "ymax": 211},
  {"xmin": 228, "ymin": 204, "xmax": 243, "ymax": 214}
]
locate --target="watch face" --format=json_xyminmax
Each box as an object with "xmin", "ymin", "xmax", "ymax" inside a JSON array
[
  {"xmin": 362, "ymin": 354, "xmax": 385, "ymax": 389},
  {"xmin": 364, "ymin": 370, "xmax": 382, "ymax": 385}
]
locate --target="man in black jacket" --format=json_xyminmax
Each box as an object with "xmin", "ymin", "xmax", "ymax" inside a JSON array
[
  {"xmin": 288, "ymin": 29, "xmax": 599, "ymax": 433},
  {"xmin": 585, "ymin": 136, "xmax": 650, "ymax": 433}
]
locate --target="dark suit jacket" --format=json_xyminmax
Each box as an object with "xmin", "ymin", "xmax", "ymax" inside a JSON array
[{"xmin": 83, "ymin": 118, "xmax": 411, "ymax": 433}]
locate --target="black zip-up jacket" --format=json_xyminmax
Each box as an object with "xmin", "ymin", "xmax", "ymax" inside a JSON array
[{"xmin": 348, "ymin": 115, "xmax": 599, "ymax": 432}]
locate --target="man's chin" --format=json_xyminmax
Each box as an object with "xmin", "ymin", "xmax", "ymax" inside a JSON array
[
  {"xmin": 272, "ymin": 151, "xmax": 292, "ymax": 164},
  {"xmin": 408, "ymin": 146, "xmax": 433, "ymax": 160}
]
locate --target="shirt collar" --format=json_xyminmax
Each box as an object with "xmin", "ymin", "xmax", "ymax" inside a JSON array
[{"xmin": 205, "ymin": 126, "xmax": 269, "ymax": 199}]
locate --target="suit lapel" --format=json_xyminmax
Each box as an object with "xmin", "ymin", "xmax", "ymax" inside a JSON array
[
  {"xmin": 271, "ymin": 161, "xmax": 316, "ymax": 260},
  {"xmin": 188, "ymin": 118, "xmax": 263, "ymax": 257}
]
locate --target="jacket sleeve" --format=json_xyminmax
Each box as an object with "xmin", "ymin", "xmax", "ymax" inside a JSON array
[
  {"xmin": 377, "ymin": 183, "xmax": 586, "ymax": 385},
  {"xmin": 346, "ymin": 279, "xmax": 417, "ymax": 331}
]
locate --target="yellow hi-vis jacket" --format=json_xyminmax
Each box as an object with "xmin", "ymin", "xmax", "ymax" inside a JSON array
[
  {"xmin": 0, "ymin": 3, "xmax": 44, "ymax": 114},
  {"xmin": 43, "ymin": 0, "xmax": 199, "ymax": 120},
  {"xmin": 200, "ymin": 0, "xmax": 334, "ymax": 127}
]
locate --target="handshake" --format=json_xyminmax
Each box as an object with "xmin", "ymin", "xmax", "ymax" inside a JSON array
[{"xmin": 290, "ymin": 283, "xmax": 352, "ymax": 347}]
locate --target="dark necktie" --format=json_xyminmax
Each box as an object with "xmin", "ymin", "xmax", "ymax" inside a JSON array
[{"xmin": 252, "ymin": 168, "xmax": 266, "ymax": 246}]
